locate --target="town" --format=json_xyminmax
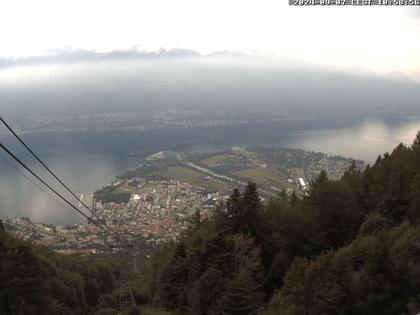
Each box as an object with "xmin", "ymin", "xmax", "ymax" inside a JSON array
[
  {"xmin": 1, "ymin": 179, "xmax": 226, "ymax": 256},
  {"xmin": 1, "ymin": 146, "xmax": 363, "ymax": 256}
]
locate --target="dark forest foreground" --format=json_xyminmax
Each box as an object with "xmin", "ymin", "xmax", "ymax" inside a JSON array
[{"xmin": 3, "ymin": 132, "xmax": 420, "ymax": 314}]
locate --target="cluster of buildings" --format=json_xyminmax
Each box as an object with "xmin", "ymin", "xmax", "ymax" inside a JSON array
[
  {"xmin": 0, "ymin": 215, "xmax": 110, "ymax": 255},
  {"xmin": 306, "ymin": 154, "xmax": 363, "ymax": 181},
  {"xmin": 22, "ymin": 110, "xmax": 264, "ymax": 133},
  {"xmin": 1, "ymin": 179, "xmax": 225, "ymax": 255},
  {"xmin": 1, "ymin": 149, "xmax": 363, "ymax": 256},
  {"xmin": 93, "ymin": 179, "xmax": 225, "ymax": 245}
]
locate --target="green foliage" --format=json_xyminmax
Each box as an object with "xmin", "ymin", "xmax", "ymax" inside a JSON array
[
  {"xmin": 358, "ymin": 212, "xmax": 393, "ymax": 236},
  {"xmin": 263, "ymin": 254, "xmax": 343, "ymax": 315},
  {"xmin": 408, "ymin": 167, "xmax": 420, "ymax": 224},
  {"xmin": 94, "ymin": 185, "xmax": 131, "ymax": 203},
  {"xmin": 0, "ymin": 232, "xmax": 45, "ymax": 314},
  {"xmin": 305, "ymin": 171, "xmax": 362, "ymax": 250},
  {"xmin": 6, "ymin": 131, "xmax": 420, "ymax": 314},
  {"xmin": 142, "ymin": 131, "xmax": 420, "ymax": 315},
  {"xmin": 144, "ymin": 186, "xmax": 266, "ymax": 314},
  {"xmin": 361, "ymin": 141, "xmax": 417, "ymax": 222},
  {"xmin": 97, "ymin": 308, "xmax": 118, "ymax": 315},
  {"xmin": 188, "ymin": 267, "xmax": 224, "ymax": 315},
  {"xmin": 264, "ymin": 223, "xmax": 420, "ymax": 315},
  {"xmin": 0, "ymin": 229, "xmax": 117, "ymax": 315},
  {"xmin": 215, "ymin": 234, "xmax": 264, "ymax": 315},
  {"xmin": 123, "ymin": 306, "xmax": 142, "ymax": 315}
]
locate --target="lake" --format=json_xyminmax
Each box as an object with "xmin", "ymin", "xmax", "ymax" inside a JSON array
[{"xmin": 1, "ymin": 117, "xmax": 419, "ymax": 224}]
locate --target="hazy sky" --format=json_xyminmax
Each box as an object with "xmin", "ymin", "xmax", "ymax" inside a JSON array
[{"xmin": 1, "ymin": 0, "xmax": 420, "ymax": 76}]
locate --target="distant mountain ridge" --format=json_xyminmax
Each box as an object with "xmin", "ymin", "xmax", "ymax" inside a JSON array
[
  {"xmin": 1, "ymin": 48, "xmax": 420, "ymax": 133},
  {"xmin": 0, "ymin": 48, "xmax": 249, "ymax": 68}
]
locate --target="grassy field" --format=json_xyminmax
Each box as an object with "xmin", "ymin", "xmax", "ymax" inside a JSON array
[
  {"xmin": 166, "ymin": 166, "xmax": 205, "ymax": 183},
  {"xmin": 115, "ymin": 185, "xmax": 138, "ymax": 193},
  {"xmin": 201, "ymin": 153, "xmax": 230, "ymax": 167},
  {"xmin": 233, "ymin": 167, "xmax": 288, "ymax": 186},
  {"xmin": 201, "ymin": 179, "xmax": 232, "ymax": 192},
  {"xmin": 165, "ymin": 166, "xmax": 231, "ymax": 192}
]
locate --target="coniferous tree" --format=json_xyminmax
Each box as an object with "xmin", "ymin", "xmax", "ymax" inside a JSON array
[
  {"xmin": 188, "ymin": 267, "xmax": 225, "ymax": 315},
  {"xmin": 217, "ymin": 272, "xmax": 263, "ymax": 315},
  {"xmin": 308, "ymin": 170, "xmax": 328, "ymax": 201},
  {"xmin": 408, "ymin": 168, "xmax": 420, "ymax": 224},
  {"xmin": 262, "ymin": 255, "xmax": 343, "ymax": 315},
  {"xmin": 290, "ymin": 191, "xmax": 297, "ymax": 209},
  {"xmin": 240, "ymin": 182, "xmax": 261, "ymax": 237},
  {"xmin": 412, "ymin": 131, "xmax": 420, "ymax": 164},
  {"xmin": 216, "ymin": 234, "xmax": 264, "ymax": 315},
  {"xmin": 226, "ymin": 188, "xmax": 242, "ymax": 235},
  {"xmin": 305, "ymin": 171, "xmax": 361, "ymax": 250},
  {"xmin": 0, "ymin": 227, "xmax": 117, "ymax": 315},
  {"xmin": 165, "ymin": 244, "xmax": 189, "ymax": 308},
  {"xmin": 264, "ymin": 250, "xmax": 292, "ymax": 295}
]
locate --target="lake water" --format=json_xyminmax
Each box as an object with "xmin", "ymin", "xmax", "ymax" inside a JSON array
[{"xmin": 1, "ymin": 117, "xmax": 419, "ymax": 224}]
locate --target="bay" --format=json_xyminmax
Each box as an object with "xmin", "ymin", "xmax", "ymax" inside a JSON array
[{"xmin": 1, "ymin": 117, "xmax": 419, "ymax": 224}]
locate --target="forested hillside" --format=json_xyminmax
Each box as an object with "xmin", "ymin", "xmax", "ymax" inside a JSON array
[
  {"xmin": 137, "ymin": 131, "xmax": 420, "ymax": 315},
  {"xmin": 2, "ymin": 132, "xmax": 420, "ymax": 315},
  {"xmin": 0, "ymin": 221, "xmax": 143, "ymax": 315}
]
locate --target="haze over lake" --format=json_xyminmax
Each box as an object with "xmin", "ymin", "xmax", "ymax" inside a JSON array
[
  {"xmin": 1, "ymin": 117, "xmax": 419, "ymax": 224},
  {"xmin": 2, "ymin": 51, "xmax": 420, "ymax": 223}
]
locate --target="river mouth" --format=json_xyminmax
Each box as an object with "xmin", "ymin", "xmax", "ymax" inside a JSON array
[{"xmin": 1, "ymin": 117, "xmax": 419, "ymax": 224}]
